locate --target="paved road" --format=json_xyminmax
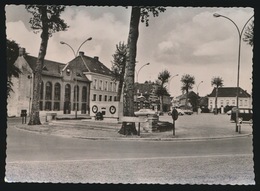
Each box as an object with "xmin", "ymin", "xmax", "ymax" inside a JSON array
[{"xmin": 5, "ymin": 125, "xmax": 254, "ymax": 184}]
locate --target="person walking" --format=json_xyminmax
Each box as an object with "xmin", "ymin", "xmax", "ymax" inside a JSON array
[{"xmin": 171, "ymin": 107, "xmax": 179, "ymax": 136}]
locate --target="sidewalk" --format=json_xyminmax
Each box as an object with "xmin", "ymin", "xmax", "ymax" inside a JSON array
[{"xmin": 11, "ymin": 114, "xmax": 253, "ymax": 141}]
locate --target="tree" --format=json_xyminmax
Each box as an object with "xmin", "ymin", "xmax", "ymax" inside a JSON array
[
  {"xmin": 211, "ymin": 76, "xmax": 224, "ymax": 114},
  {"xmin": 180, "ymin": 74, "xmax": 195, "ymax": 109},
  {"xmin": 111, "ymin": 42, "xmax": 127, "ymax": 102},
  {"xmin": 119, "ymin": 6, "xmax": 166, "ymax": 135},
  {"xmin": 26, "ymin": 5, "xmax": 69, "ymax": 125},
  {"xmin": 243, "ymin": 21, "xmax": 253, "ymax": 47},
  {"xmin": 156, "ymin": 70, "xmax": 171, "ymax": 112},
  {"xmin": 6, "ymin": 39, "xmax": 21, "ymax": 97}
]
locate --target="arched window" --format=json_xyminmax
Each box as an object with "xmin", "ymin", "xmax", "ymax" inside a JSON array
[
  {"xmin": 73, "ymin": 85, "xmax": 79, "ymax": 111},
  {"xmin": 64, "ymin": 84, "xmax": 71, "ymax": 102},
  {"xmin": 81, "ymin": 86, "xmax": 88, "ymax": 114},
  {"xmin": 45, "ymin": 82, "xmax": 52, "ymax": 110},
  {"xmin": 82, "ymin": 86, "xmax": 87, "ymax": 102},
  {"xmin": 45, "ymin": 82, "xmax": 52, "ymax": 100},
  {"xmin": 54, "ymin": 83, "xmax": 61, "ymax": 100},
  {"xmin": 54, "ymin": 83, "xmax": 61, "ymax": 111},
  {"xmin": 74, "ymin": 85, "xmax": 79, "ymax": 102}
]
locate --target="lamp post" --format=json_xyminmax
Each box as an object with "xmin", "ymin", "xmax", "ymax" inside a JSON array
[
  {"xmin": 196, "ymin": 81, "xmax": 203, "ymax": 96},
  {"xmin": 213, "ymin": 13, "xmax": 253, "ymax": 133},
  {"xmin": 168, "ymin": 74, "xmax": 179, "ymax": 94},
  {"xmin": 27, "ymin": 74, "xmax": 32, "ymax": 116},
  {"xmin": 60, "ymin": 37, "xmax": 92, "ymax": 118},
  {"xmin": 136, "ymin": 63, "xmax": 150, "ymax": 83}
]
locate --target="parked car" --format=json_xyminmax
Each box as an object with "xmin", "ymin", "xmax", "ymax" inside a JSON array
[
  {"xmin": 230, "ymin": 108, "xmax": 253, "ymax": 122},
  {"xmin": 183, "ymin": 109, "xmax": 193, "ymax": 115},
  {"xmin": 226, "ymin": 110, "xmax": 232, "ymax": 115},
  {"xmin": 168, "ymin": 108, "xmax": 185, "ymax": 116}
]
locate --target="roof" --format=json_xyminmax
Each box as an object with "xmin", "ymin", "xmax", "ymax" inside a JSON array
[
  {"xmin": 208, "ymin": 87, "xmax": 251, "ymax": 98},
  {"xmin": 79, "ymin": 55, "xmax": 113, "ymax": 76},
  {"xmin": 24, "ymin": 55, "xmax": 65, "ymax": 77},
  {"xmin": 134, "ymin": 82, "xmax": 157, "ymax": 95},
  {"xmin": 176, "ymin": 91, "xmax": 199, "ymax": 100}
]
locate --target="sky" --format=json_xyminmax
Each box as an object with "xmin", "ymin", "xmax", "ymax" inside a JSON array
[{"xmin": 5, "ymin": 5, "xmax": 254, "ymax": 97}]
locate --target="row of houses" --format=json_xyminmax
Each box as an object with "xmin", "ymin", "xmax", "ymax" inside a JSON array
[{"xmin": 8, "ymin": 48, "xmax": 252, "ymax": 118}]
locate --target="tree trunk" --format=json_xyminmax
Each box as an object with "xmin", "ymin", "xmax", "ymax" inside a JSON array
[
  {"xmin": 28, "ymin": 7, "xmax": 49, "ymax": 125},
  {"xmin": 185, "ymin": 89, "xmax": 188, "ymax": 109},
  {"xmin": 118, "ymin": 7, "xmax": 140, "ymax": 135},
  {"xmin": 214, "ymin": 87, "xmax": 218, "ymax": 115}
]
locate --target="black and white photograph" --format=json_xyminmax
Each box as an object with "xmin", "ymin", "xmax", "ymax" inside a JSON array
[{"xmin": 4, "ymin": 4, "xmax": 255, "ymax": 185}]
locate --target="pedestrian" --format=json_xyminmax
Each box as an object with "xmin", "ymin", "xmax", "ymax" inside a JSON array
[{"xmin": 171, "ymin": 107, "xmax": 179, "ymax": 136}]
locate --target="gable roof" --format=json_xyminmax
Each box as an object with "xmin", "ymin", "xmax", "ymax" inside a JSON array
[
  {"xmin": 134, "ymin": 82, "xmax": 157, "ymax": 95},
  {"xmin": 208, "ymin": 87, "xmax": 251, "ymax": 98},
  {"xmin": 176, "ymin": 91, "xmax": 199, "ymax": 100},
  {"xmin": 24, "ymin": 55, "xmax": 65, "ymax": 77},
  {"xmin": 78, "ymin": 54, "xmax": 113, "ymax": 77}
]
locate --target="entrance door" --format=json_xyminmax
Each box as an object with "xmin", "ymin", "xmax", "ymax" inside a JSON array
[{"xmin": 64, "ymin": 101, "xmax": 71, "ymax": 114}]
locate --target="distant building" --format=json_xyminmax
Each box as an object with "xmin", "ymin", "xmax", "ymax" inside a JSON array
[
  {"xmin": 207, "ymin": 87, "xmax": 252, "ymax": 112},
  {"xmin": 174, "ymin": 91, "xmax": 200, "ymax": 110},
  {"xmin": 133, "ymin": 81, "xmax": 171, "ymax": 112},
  {"xmin": 8, "ymin": 48, "xmax": 121, "ymax": 118}
]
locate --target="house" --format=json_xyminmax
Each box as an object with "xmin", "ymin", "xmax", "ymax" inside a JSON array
[
  {"xmin": 207, "ymin": 87, "xmax": 252, "ymax": 113},
  {"xmin": 67, "ymin": 51, "xmax": 122, "ymax": 118},
  {"xmin": 174, "ymin": 91, "xmax": 200, "ymax": 110},
  {"xmin": 133, "ymin": 81, "xmax": 171, "ymax": 112},
  {"xmin": 7, "ymin": 48, "xmax": 121, "ymax": 119}
]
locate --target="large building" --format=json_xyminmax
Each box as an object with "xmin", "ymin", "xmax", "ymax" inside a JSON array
[
  {"xmin": 7, "ymin": 48, "xmax": 121, "ymax": 118},
  {"xmin": 207, "ymin": 87, "xmax": 252, "ymax": 112}
]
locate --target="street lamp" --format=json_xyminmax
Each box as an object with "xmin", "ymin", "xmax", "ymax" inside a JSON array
[
  {"xmin": 27, "ymin": 74, "xmax": 32, "ymax": 116},
  {"xmin": 168, "ymin": 74, "xmax": 179, "ymax": 94},
  {"xmin": 196, "ymin": 81, "xmax": 203, "ymax": 95},
  {"xmin": 136, "ymin": 63, "xmax": 150, "ymax": 83},
  {"xmin": 213, "ymin": 13, "xmax": 253, "ymax": 133},
  {"xmin": 60, "ymin": 37, "xmax": 92, "ymax": 118}
]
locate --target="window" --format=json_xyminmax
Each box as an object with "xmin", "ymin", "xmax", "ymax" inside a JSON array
[
  {"xmin": 45, "ymin": 101, "xmax": 52, "ymax": 111},
  {"xmin": 99, "ymin": 95, "xmax": 102, "ymax": 101},
  {"xmin": 99, "ymin": 80, "xmax": 103, "ymax": 90},
  {"xmin": 232, "ymin": 100, "xmax": 235, "ymax": 105},
  {"xmin": 39, "ymin": 101, "xmax": 43, "ymax": 111},
  {"xmin": 220, "ymin": 100, "xmax": 223, "ymax": 106},
  {"xmin": 239, "ymin": 100, "xmax": 243, "ymax": 106},
  {"xmin": 54, "ymin": 83, "xmax": 61, "ymax": 100},
  {"xmin": 93, "ymin": 79, "xmax": 97, "ymax": 89},
  {"xmin": 82, "ymin": 86, "xmax": 87, "ymax": 102},
  {"xmin": 73, "ymin": 85, "xmax": 79, "ymax": 102},
  {"xmin": 109, "ymin": 96, "xmax": 112, "ymax": 102},
  {"xmin": 226, "ymin": 100, "xmax": 229, "ymax": 105},
  {"xmin": 244, "ymin": 100, "xmax": 248, "ymax": 106},
  {"xmin": 53, "ymin": 102, "xmax": 60, "ymax": 111},
  {"xmin": 104, "ymin": 95, "xmax": 107, "ymax": 101},
  {"xmin": 114, "ymin": 82, "xmax": 117, "ymax": 92},
  {"xmin": 93, "ymin": 94, "xmax": 97, "ymax": 101},
  {"xmin": 45, "ymin": 82, "xmax": 52, "ymax": 100},
  {"xmin": 105, "ymin": 81, "xmax": 108, "ymax": 91},
  {"xmin": 110, "ymin": 82, "xmax": 113, "ymax": 91},
  {"xmin": 114, "ymin": 96, "xmax": 117, "ymax": 101},
  {"xmin": 64, "ymin": 84, "xmax": 71, "ymax": 102}
]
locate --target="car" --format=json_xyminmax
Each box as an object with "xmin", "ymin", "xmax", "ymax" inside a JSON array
[
  {"xmin": 168, "ymin": 108, "xmax": 185, "ymax": 116},
  {"xmin": 183, "ymin": 109, "xmax": 193, "ymax": 115},
  {"xmin": 230, "ymin": 108, "xmax": 253, "ymax": 122}
]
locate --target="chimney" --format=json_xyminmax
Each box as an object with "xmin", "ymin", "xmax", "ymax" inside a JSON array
[
  {"xmin": 79, "ymin": 51, "xmax": 84, "ymax": 56},
  {"xmin": 19, "ymin": 48, "xmax": 26, "ymax": 56},
  {"xmin": 94, "ymin": 56, "xmax": 99, "ymax": 61}
]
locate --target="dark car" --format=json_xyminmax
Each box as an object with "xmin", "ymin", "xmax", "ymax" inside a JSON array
[{"xmin": 230, "ymin": 108, "xmax": 253, "ymax": 123}]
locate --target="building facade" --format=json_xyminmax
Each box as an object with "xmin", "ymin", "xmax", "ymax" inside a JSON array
[
  {"xmin": 7, "ymin": 49, "xmax": 121, "ymax": 119},
  {"xmin": 208, "ymin": 87, "xmax": 252, "ymax": 113}
]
